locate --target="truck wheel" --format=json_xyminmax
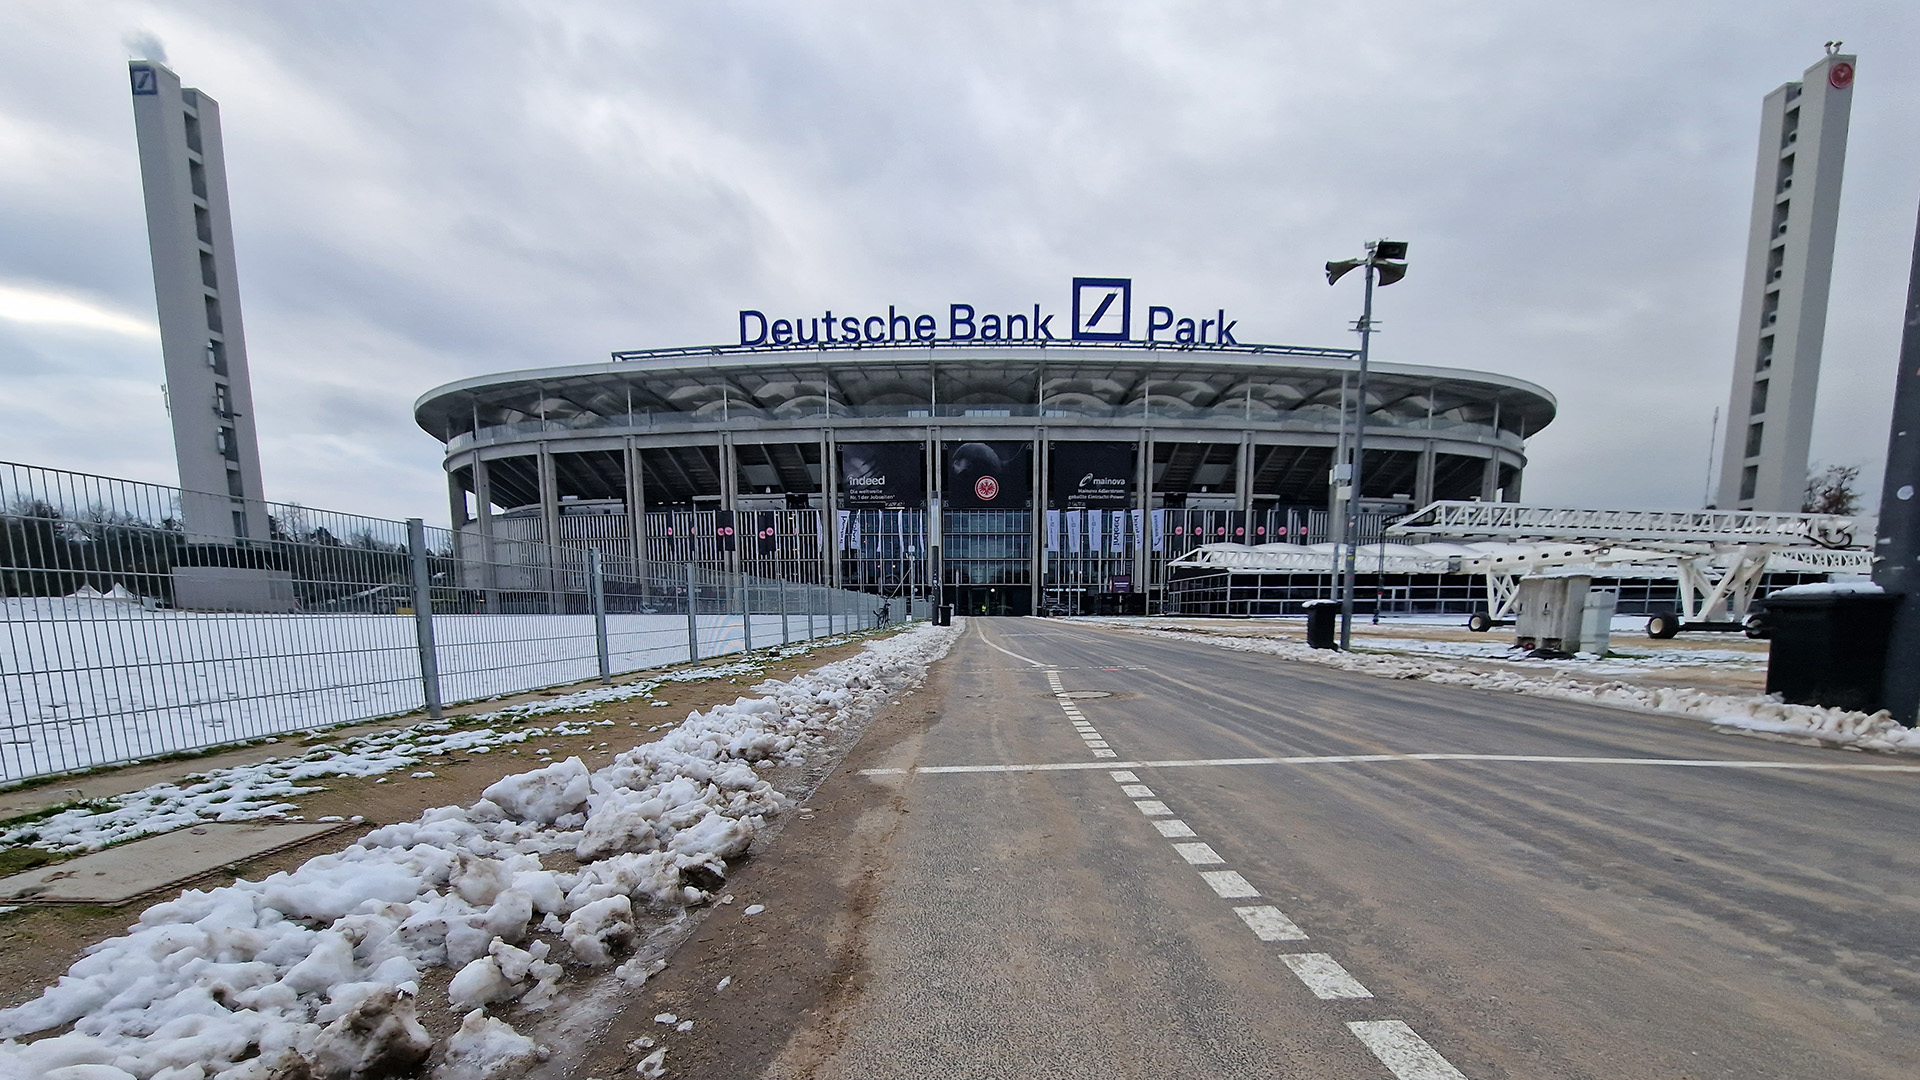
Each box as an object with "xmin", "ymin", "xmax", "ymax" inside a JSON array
[
  {"xmin": 1466, "ymin": 612, "xmax": 1492, "ymax": 633},
  {"xmin": 1647, "ymin": 612, "xmax": 1682, "ymax": 639}
]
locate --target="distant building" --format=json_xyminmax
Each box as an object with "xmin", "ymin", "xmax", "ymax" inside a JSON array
[
  {"xmin": 130, "ymin": 60, "xmax": 289, "ymax": 611},
  {"xmin": 128, "ymin": 59, "xmax": 268, "ymax": 542},
  {"xmin": 1716, "ymin": 50, "xmax": 1856, "ymax": 511}
]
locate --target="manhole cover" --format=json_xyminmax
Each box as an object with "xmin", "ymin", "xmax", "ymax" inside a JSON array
[{"xmin": 1057, "ymin": 691, "xmax": 1112, "ymax": 699}]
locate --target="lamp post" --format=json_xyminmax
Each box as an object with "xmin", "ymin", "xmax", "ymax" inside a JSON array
[{"xmin": 1326, "ymin": 240, "xmax": 1408, "ymax": 650}]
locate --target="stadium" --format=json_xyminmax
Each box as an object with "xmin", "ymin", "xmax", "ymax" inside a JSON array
[{"xmin": 414, "ymin": 319, "xmax": 1556, "ymax": 616}]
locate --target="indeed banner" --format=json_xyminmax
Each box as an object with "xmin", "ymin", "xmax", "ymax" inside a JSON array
[{"xmin": 839, "ymin": 443, "xmax": 924, "ymax": 509}]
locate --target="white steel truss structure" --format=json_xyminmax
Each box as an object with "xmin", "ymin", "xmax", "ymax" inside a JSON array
[{"xmin": 1387, "ymin": 501, "xmax": 1870, "ymax": 624}]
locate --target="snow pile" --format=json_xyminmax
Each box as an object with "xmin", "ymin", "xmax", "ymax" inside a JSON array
[
  {"xmin": 1123, "ymin": 624, "xmax": 1920, "ymax": 755},
  {"xmin": 3, "ymin": 657, "xmax": 796, "ymax": 855},
  {"xmin": 0, "ymin": 621, "xmax": 959, "ymax": 1079}
]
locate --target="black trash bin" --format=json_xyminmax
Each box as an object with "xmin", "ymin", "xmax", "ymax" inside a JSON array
[
  {"xmin": 1763, "ymin": 588, "xmax": 1896, "ymax": 712},
  {"xmin": 1304, "ymin": 600, "xmax": 1339, "ymax": 650},
  {"xmin": 936, "ymin": 604, "xmax": 953, "ymax": 627}
]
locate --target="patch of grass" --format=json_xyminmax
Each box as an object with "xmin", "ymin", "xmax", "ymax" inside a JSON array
[
  {"xmin": 0, "ymin": 845, "xmax": 62, "ymax": 876},
  {"xmin": 1, "ymin": 799, "xmax": 118, "ymax": 831}
]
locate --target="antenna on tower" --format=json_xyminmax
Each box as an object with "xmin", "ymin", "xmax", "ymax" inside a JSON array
[{"xmin": 1703, "ymin": 406, "xmax": 1720, "ymax": 509}]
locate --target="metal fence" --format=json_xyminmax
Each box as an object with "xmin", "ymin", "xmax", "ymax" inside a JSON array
[{"xmin": 2, "ymin": 461, "xmax": 918, "ymax": 783}]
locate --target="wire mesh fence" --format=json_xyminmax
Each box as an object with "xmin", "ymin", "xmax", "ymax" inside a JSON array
[{"xmin": 1, "ymin": 461, "xmax": 916, "ymax": 784}]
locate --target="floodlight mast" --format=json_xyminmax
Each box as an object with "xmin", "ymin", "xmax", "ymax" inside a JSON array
[{"xmin": 1326, "ymin": 240, "xmax": 1408, "ymax": 649}]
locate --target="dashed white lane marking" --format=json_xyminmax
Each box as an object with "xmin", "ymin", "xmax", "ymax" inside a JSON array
[
  {"xmin": 1347, "ymin": 1020, "xmax": 1469, "ymax": 1080},
  {"xmin": 1086, "ymin": 741, "xmax": 1111, "ymax": 749},
  {"xmin": 1109, "ymin": 770, "xmax": 1139, "ymax": 782},
  {"xmin": 1119, "ymin": 784, "xmax": 1155, "ymax": 798},
  {"xmin": 860, "ymin": 754, "xmax": 1920, "ymax": 776},
  {"xmin": 1151, "ymin": 819, "xmax": 1198, "ymax": 838},
  {"xmin": 1172, "ymin": 842, "xmax": 1226, "ymax": 866},
  {"xmin": 1134, "ymin": 800, "xmax": 1173, "ymax": 816},
  {"xmin": 1281, "ymin": 953, "xmax": 1373, "ymax": 999},
  {"xmin": 1092, "ymin": 748, "xmax": 1117, "ymax": 758},
  {"xmin": 1199, "ymin": 870, "xmax": 1260, "ymax": 898},
  {"xmin": 1234, "ymin": 905, "xmax": 1309, "ymax": 941}
]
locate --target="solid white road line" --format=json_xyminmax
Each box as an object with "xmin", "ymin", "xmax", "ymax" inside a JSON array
[
  {"xmin": 1134, "ymin": 800, "xmax": 1173, "ymax": 816},
  {"xmin": 1233, "ymin": 905, "xmax": 1309, "ymax": 942},
  {"xmin": 980, "ymin": 632, "xmax": 1048, "ymax": 668},
  {"xmin": 1152, "ymin": 819, "xmax": 1198, "ymax": 838},
  {"xmin": 1280, "ymin": 953, "xmax": 1372, "ymax": 999},
  {"xmin": 1109, "ymin": 770, "xmax": 1139, "ymax": 782},
  {"xmin": 1346, "ymin": 1020, "xmax": 1469, "ymax": 1080},
  {"xmin": 1172, "ymin": 842, "xmax": 1226, "ymax": 865},
  {"xmin": 1120, "ymin": 784, "xmax": 1155, "ymax": 798},
  {"xmin": 860, "ymin": 754, "xmax": 1920, "ymax": 776},
  {"xmin": 1199, "ymin": 870, "xmax": 1260, "ymax": 898}
]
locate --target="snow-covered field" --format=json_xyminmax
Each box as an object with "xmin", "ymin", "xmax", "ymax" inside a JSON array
[
  {"xmin": 1108, "ymin": 620, "xmax": 1920, "ymax": 755},
  {"xmin": 0, "ymin": 620, "xmax": 962, "ymax": 1080},
  {"xmin": 3, "ymin": 598, "xmax": 863, "ymax": 781}
]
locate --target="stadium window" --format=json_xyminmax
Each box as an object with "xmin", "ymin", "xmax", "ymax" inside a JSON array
[
  {"xmin": 1745, "ymin": 422, "xmax": 1764, "ymax": 459},
  {"xmin": 1749, "ymin": 378, "xmax": 1768, "ymax": 416},
  {"xmin": 1739, "ymin": 465, "xmax": 1758, "ymax": 502}
]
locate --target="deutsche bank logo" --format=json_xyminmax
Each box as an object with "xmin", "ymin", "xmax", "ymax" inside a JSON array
[
  {"xmin": 129, "ymin": 66, "xmax": 158, "ymax": 96},
  {"xmin": 1071, "ymin": 277, "xmax": 1131, "ymax": 341}
]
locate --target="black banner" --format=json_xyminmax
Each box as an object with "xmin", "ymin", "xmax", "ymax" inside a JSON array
[
  {"xmin": 713, "ymin": 509, "xmax": 738, "ymax": 552},
  {"xmin": 945, "ymin": 441, "xmax": 1032, "ymax": 508},
  {"xmin": 840, "ymin": 443, "xmax": 924, "ymax": 509},
  {"xmin": 1051, "ymin": 442, "xmax": 1133, "ymax": 509}
]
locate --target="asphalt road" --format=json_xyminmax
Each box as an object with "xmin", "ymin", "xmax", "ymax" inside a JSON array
[{"xmin": 756, "ymin": 617, "xmax": 1920, "ymax": 1080}]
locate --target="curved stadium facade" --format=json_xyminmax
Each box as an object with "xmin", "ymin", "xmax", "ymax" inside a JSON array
[{"xmin": 414, "ymin": 340, "xmax": 1555, "ymax": 615}]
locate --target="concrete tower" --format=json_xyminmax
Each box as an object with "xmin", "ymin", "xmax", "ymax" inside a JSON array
[
  {"xmin": 1715, "ymin": 49, "xmax": 1855, "ymax": 511},
  {"xmin": 129, "ymin": 59, "xmax": 269, "ymax": 542}
]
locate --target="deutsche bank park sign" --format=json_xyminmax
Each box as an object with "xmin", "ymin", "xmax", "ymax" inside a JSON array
[{"xmin": 738, "ymin": 277, "xmax": 1240, "ymax": 348}]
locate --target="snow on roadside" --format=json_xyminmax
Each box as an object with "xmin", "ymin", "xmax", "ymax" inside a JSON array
[
  {"xmin": 0, "ymin": 621, "xmax": 958, "ymax": 1080},
  {"xmin": 2, "ymin": 652, "xmax": 836, "ymax": 855},
  {"xmin": 1118, "ymin": 624, "xmax": 1920, "ymax": 755}
]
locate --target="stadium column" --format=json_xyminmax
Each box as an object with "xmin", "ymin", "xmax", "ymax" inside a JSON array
[
  {"xmin": 1479, "ymin": 453, "xmax": 1499, "ymax": 502},
  {"xmin": 824, "ymin": 430, "xmax": 840, "ymax": 588},
  {"xmin": 1414, "ymin": 441, "xmax": 1436, "ymax": 507},
  {"xmin": 1138, "ymin": 429, "xmax": 1154, "ymax": 611},
  {"xmin": 473, "ymin": 457, "xmax": 497, "ymax": 601},
  {"xmin": 1237, "ymin": 432, "xmax": 1254, "ymax": 511},
  {"xmin": 1033, "ymin": 432, "xmax": 1048, "ymax": 615},
  {"xmin": 537, "ymin": 444, "xmax": 561, "ymax": 611},
  {"xmin": 446, "ymin": 468, "xmax": 467, "ymax": 572},
  {"xmin": 624, "ymin": 437, "xmax": 646, "ymax": 582},
  {"xmin": 719, "ymin": 432, "xmax": 739, "ymax": 575}
]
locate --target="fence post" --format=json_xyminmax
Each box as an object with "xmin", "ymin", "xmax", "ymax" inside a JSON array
[
  {"xmin": 686, "ymin": 563, "xmax": 700, "ymax": 662},
  {"xmin": 740, "ymin": 571, "xmax": 753, "ymax": 653},
  {"xmin": 589, "ymin": 547, "xmax": 610, "ymax": 684},
  {"xmin": 780, "ymin": 580, "xmax": 791, "ymax": 644},
  {"xmin": 406, "ymin": 518, "xmax": 443, "ymax": 719},
  {"xmin": 806, "ymin": 584, "xmax": 816, "ymax": 640}
]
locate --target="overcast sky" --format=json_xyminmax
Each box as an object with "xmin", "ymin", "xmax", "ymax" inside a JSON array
[{"xmin": 2, "ymin": 1, "xmax": 1916, "ymax": 525}]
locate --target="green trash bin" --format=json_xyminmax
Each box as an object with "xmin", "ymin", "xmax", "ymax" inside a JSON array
[
  {"xmin": 1305, "ymin": 600, "xmax": 1339, "ymax": 650},
  {"xmin": 1763, "ymin": 587, "xmax": 1895, "ymax": 712}
]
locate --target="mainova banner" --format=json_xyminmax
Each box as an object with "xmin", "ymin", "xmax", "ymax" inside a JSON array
[
  {"xmin": 1051, "ymin": 442, "xmax": 1133, "ymax": 509},
  {"xmin": 840, "ymin": 443, "xmax": 925, "ymax": 509},
  {"xmin": 944, "ymin": 441, "xmax": 1032, "ymax": 508}
]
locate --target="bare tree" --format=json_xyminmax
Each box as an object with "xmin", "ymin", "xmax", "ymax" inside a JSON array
[{"xmin": 1803, "ymin": 463, "xmax": 1862, "ymax": 516}]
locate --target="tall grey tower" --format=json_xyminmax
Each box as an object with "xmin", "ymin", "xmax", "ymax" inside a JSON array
[
  {"xmin": 129, "ymin": 59, "xmax": 269, "ymax": 543},
  {"xmin": 1715, "ymin": 50, "xmax": 1855, "ymax": 511}
]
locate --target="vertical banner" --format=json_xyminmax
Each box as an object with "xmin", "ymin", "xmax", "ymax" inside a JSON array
[
  {"xmin": 1087, "ymin": 509, "xmax": 1103, "ymax": 553},
  {"xmin": 1151, "ymin": 508, "xmax": 1166, "ymax": 552},
  {"xmin": 836, "ymin": 509, "xmax": 852, "ymax": 550},
  {"xmin": 1046, "ymin": 509, "xmax": 1061, "ymax": 551},
  {"xmin": 714, "ymin": 510, "xmax": 738, "ymax": 552},
  {"xmin": 756, "ymin": 511, "xmax": 778, "ymax": 555},
  {"xmin": 1109, "ymin": 510, "xmax": 1126, "ymax": 552},
  {"xmin": 1132, "ymin": 509, "xmax": 1145, "ymax": 552},
  {"xmin": 1067, "ymin": 510, "xmax": 1083, "ymax": 552}
]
